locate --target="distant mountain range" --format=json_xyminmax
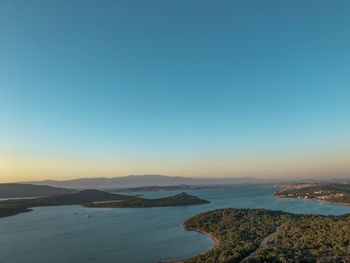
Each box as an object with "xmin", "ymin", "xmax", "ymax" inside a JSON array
[
  {"xmin": 5, "ymin": 175, "xmax": 349, "ymax": 198},
  {"xmin": 26, "ymin": 175, "xmax": 270, "ymax": 189}
]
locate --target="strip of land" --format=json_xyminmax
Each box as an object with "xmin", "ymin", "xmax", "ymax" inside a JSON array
[
  {"xmin": 87, "ymin": 192, "xmax": 209, "ymax": 208},
  {"xmin": 275, "ymin": 183, "xmax": 350, "ymax": 205},
  {"xmin": 0, "ymin": 190, "xmax": 209, "ymax": 218}
]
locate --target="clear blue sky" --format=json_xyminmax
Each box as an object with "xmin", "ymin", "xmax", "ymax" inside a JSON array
[{"xmin": 1, "ymin": 0, "xmax": 350, "ymax": 180}]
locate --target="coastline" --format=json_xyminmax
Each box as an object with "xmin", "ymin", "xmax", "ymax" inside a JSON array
[
  {"xmin": 185, "ymin": 226, "xmax": 220, "ymax": 247},
  {"xmin": 274, "ymin": 194, "xmax": 350, "ymax": 206},
  {"xmin": 160, "ymin": 225, "xmax": 219, "ymax": 263}
]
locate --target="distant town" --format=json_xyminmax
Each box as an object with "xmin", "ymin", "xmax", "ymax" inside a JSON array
[{"xmin": 275, "ymin": 183, "xmax": 350, "ymax": 205}]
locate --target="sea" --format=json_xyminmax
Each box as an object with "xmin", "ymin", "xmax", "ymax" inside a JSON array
[{"xmin": 1, "ymin": 186, "xmax": 350, "ymax": 263}]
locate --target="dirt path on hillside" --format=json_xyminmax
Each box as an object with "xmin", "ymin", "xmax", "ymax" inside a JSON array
[{"xmin": 240, "ymin": 226, "xmax": 281, "ymax": 262}]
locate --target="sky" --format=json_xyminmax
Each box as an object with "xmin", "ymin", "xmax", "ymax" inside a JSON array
[{"xmin": 1, "ymin": 0, "xmax": 350, "ymax": 182}]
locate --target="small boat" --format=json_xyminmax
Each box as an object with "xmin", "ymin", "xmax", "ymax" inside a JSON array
[{"xmin": 84, "ymin": 215, "xmax": 92, "ymax": 218}]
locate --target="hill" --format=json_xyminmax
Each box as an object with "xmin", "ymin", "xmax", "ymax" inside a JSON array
[
  {"xmin": 0, "ymin": 183, "xmax": 74, "ymax": 198},
  {"xmin": 183, "ymin": 208, "xmax": 350, "ymax": 263},
  {"xmin": 87, "ymin": 192, "xmax": 209, "ymax": 208}
]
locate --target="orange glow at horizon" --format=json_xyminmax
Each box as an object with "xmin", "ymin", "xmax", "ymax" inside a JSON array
[{"xmin": 1, "ymin": 150, "xmax": 350, "ymax": 183}]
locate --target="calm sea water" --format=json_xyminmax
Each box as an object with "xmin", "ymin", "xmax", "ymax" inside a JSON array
[{"xmin": 1, "ymin": 186, "xmax": 350, "ymax": 263}]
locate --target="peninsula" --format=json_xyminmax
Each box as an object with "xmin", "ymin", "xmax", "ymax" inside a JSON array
[{"xmin": 182, "ymin": 208, "xmax": 350, "ymax": 262}]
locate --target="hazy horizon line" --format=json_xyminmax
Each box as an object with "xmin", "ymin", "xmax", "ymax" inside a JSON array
[{"xmin": 2, "ymin": 173, "xmax": 350, "ymax": 185}]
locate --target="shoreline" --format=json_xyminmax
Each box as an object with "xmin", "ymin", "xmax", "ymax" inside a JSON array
[
  {"xmin": 160, "ymin": 225, "xmax": 219, "ymax": 263},
  {"xmin": 185, "ymin": 226, "xmax": 220, "ymax": 247},
  {"xmin": 274, "ymin": 194, "xmax": 350, "ymax": 206}
]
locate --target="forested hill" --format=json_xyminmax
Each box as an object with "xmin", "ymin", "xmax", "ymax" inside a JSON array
[{"xmin": 184, "ymin": 208, "xmax": 350, "ymax": 263}]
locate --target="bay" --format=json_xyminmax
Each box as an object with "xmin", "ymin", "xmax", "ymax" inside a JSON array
[{"xmin": 1, "ymin": 186, "xmax": 349, "ymax": 263}]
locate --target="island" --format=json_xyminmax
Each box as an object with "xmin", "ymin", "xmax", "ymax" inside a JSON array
[
  {"xmin": 0, "ymin": 189, "xmax": 133, "ymax": 218},
  {"xmin": 181, "ymin": 208, "xmax": 350, "ymax": 263},
  {"xmin": 275, "ymin": 183, "xmax": 350, "ymax": 205},
  {"xmin": 86, "ymin": 192, "xmax": 210, "ymax": 208},
  {"xmin": 0, "ymin": 190, "xmax": 209, "ymax": 218}
]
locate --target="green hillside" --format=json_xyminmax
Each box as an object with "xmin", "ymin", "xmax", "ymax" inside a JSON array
[{"xmin": 184, "ymin": 208, "xmax": 350, "ymax": 263}]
